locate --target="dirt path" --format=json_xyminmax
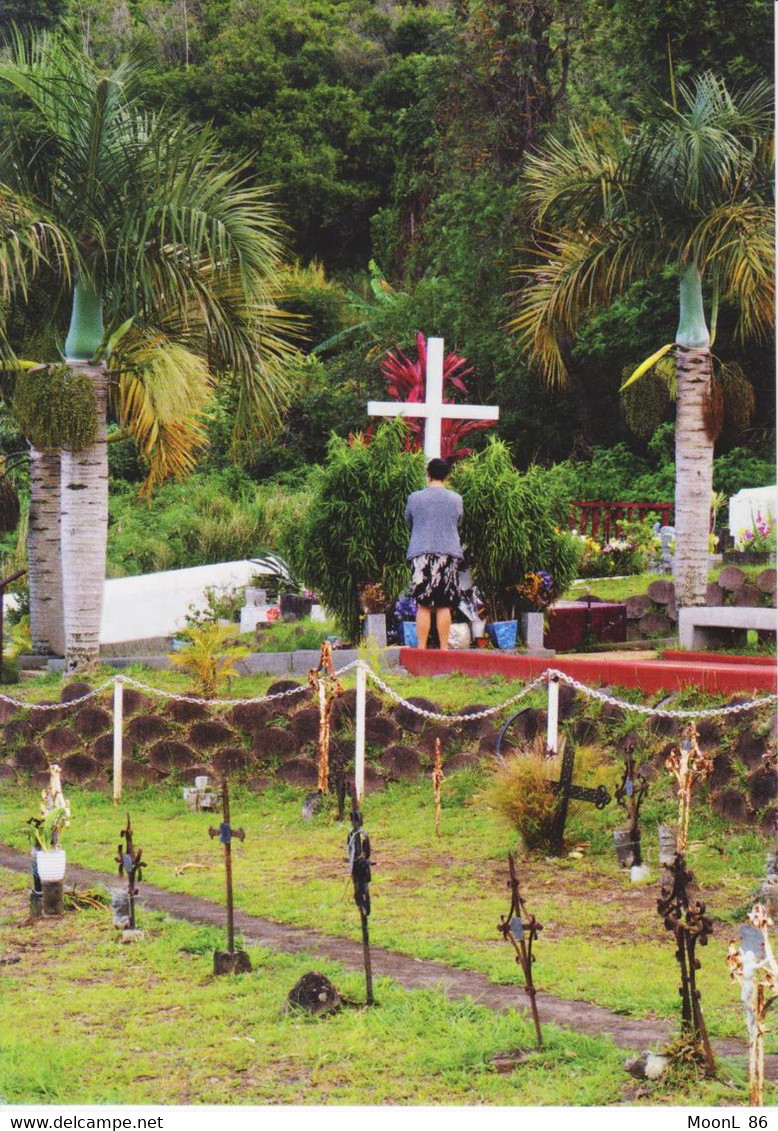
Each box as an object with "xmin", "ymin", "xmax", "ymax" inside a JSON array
[{"xmin": 2, "ymin": 845, "xmax": 774, "ymax": 1078}]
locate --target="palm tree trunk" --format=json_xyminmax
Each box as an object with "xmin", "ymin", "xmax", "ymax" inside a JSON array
[
  {"xmin": 61, "ymin": 278, "xmax": 108, "ymax": 670},
  {"xmin": 60, "ymin": 362, "xmax": 108, "ymax": 670},
  {"xmin": 27, "ymin": 446, "xmax": 66, "ymax": 656},
  {"xmin": 674, "ymin": 345, "xmax": 714, "ymax": 606},
  {"xmin": 673, "ymin": 263, "xmax": 713, "ymax": 608}
]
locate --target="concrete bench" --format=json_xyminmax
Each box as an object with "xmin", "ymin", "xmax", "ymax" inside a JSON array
[{"xmin": 677, "ymin": 605, "xmax": 777, "ymax": 650}]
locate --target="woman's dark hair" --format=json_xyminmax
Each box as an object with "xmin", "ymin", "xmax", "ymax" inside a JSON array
[{"xmin": 427, "ymin": 457, "xmax": 450, "ymax": 481}]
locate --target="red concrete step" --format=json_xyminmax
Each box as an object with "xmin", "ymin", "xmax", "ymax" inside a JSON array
[{"xmin": 400, "ymin": 647, "xmax": 777, "ymax": 696}]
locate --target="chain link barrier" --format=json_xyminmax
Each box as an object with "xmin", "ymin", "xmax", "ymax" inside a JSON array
[
  {"xmin": 544, "ymin": 668, "xmax": 777, "ymax": 720},
  {"xmin": 363, "ymin": 665, "xmax": 550, "ymax": 720},
  {"xmin": 0, "ymin": 660, "xmax": 771, "ymax": 722},
  {"xmin": 0, "ymin": 678, "xmax": 116, "ymax": 712}
]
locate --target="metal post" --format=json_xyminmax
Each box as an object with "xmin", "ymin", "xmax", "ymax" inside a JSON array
[
  {"xmin": 113, "ymin": 677, "xmax": 124, "ymax": 804},
  {"xmin": 546, "ymin": 674, "xmax": 559, "ymax": 753},
  {"xmin": 354, "ymin": 661, "xmax": 367, "ymax": 801}
]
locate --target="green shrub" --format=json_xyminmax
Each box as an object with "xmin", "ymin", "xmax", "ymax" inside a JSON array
[
  {"xmin": 169, "ymin": 623, "xmax": 249, "ymax": 697},
  {"xmin": 283, "ymin": 420, "xmax": 424, "ymax": 641},
  {"xmin": 484, "ymin": 740, "xmax": 610, "ymax": 852},
  {"xmin": 450, "ymin": 441, "xmax": 581, "ymax": 621},
  {"xmin": 255, "ymin": 617, "xmax": 337, "ymax": 653}
]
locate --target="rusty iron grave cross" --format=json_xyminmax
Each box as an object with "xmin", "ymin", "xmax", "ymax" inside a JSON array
[
  {"xmin": 497, "ymin": 851, "xmax": 544, "ymax": 1048},
  {"xmin": 115, "ymin": 813, "xmax": 146, "ymax": 930},
  {"xmin": 208, "ymin": 777, "xmax": 251, "ymax": 975},
  {"xmin": 347, "ymin": 801, "xmax": 375, "ymax": 1005},
  {"xmin": 547, "ymin": 743, "xmax": 611, "ymax": 856},
  {"xmin": 657, "ymin": 851, "xmax": 716, "ymax": 1077}
]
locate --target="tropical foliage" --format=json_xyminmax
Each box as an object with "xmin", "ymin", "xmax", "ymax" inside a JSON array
[
  {"xmin": 450, "ymin": 441, "xmax": 581, "ymax": 622},
  {"xmin": 511, "ymin": 72, "xmax": 774, "ymax": 604},
  {"xmin": 168, "ymin": 622, "xmax": 250, "ymax": 697},
  {"xmin": 283, "ymin": 420, "xmax": 424, "ymax": 641},
  {"xmin": 0, "ymin": 32, "xmax": 295, "ymax": 664}
]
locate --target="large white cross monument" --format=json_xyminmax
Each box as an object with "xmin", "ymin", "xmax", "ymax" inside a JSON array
[{"xmin": 367, "ymin": 336, "xmax": 499, "ymax": 459}]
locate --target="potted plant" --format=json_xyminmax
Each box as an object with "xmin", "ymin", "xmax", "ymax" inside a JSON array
[
  {"xmin": 723, "ymin": 512, "xmax": 776, "ymax": 565},
  {"xmin": 26, "ymin": 805, "xmax": 70, "ymax": 882},
  {"xmin": 508, "ymin": 570, "xmax": 556, "ymax": 651}
]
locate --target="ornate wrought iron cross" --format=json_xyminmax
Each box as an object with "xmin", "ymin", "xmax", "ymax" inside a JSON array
[
  {"xmin": 209, "ymin": 777, "xmax": 245, "ymax": 956},
  {"xmin": 497, "ymin": 852, "xmax": 543, "ymax": 1048},
  {"xmin": 547, "ymin": 744, "xmax": 611, "ymax": 855},
  {"xmin": 657, "ymin": 852, "xmax": 716, "ymax": 1077},
  {"xmin": 347, "ymin": 802, "xmax": 374, "ymax": 1005},
  {"xmin": 115, "ymin": 813, "xmax": 145, "ymax": 930}
]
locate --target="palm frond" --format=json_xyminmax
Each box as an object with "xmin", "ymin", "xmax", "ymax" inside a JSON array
[
  {"xmin": 689, "ymin": 200, "xmax": 775, "ymax": 341},
  {"xmin": 109, "ymin": 329, "xmax": 212, "ymax": 495},
  {"xmin": 511, "ymin": 220, "xmax": 662, "ymax": 386},
  {"xmin": 0, "ymin": 187, "xmax": 72, "ymax": 303}
]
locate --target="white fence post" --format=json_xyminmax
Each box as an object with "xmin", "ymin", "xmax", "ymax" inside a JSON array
[
  {"xmin": 354, "ymin": 661, "xmax": 367, "ymax": 802},
  {"xmin": 546, "ymin": 674, "xmax": 559, "ymax": 754},
  {"xmin": 113, "ymin": 676, "xmax": 124, "ymax": 804}
]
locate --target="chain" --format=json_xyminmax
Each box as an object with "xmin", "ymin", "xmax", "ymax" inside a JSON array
[
  {"xmin": 118, "ymin": 674, "xmax": 312, "ymax": 708},
  {"xmin": 0, "ymin": 661, "xmax": 770, "ymax": 723},
  {"xmin": 363, "ymin": 663, "xmax": 549, "ymax": 720},
  {"xmin": 545, "ymin": 668, "xmax": 777, "ymax": 719},
  {"xmin": 0, "ymin": 678, "xmax": 115, "ymax": 712}
]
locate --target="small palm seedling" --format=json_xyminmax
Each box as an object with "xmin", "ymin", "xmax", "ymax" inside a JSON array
[{"xmin": 169, "ymin": 623, "xmax": 249, "ymax": 697}]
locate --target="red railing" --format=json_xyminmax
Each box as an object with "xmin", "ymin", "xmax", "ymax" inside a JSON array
[{"xmin": 569, "ymin": 501, "xmax": 674, "ymax": 542}]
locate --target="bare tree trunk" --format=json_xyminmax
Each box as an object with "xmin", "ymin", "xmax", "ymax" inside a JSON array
[
  {"xmin": 60, "ymin": 363, "xmax": 108, "ymax": 670},
  {"xmin": 673, "ymin": 346, "xmax": 714, "ymax": 606},
  {"xmin": 27, "ymin": 446, "xmax": 65, "ymax": 657}
]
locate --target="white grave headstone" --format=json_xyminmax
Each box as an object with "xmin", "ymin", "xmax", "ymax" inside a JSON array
[
  {"xmin": 240, "ymin": 587, "xmax": 269, "ymax": 633},
  {"xmin": 367, "ymin": 336, "xmax": 499, "ymax": 460}
]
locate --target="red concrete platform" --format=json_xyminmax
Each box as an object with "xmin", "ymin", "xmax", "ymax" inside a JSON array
[
  {"xmin": 400, "ymin": 647, "xmax": 777, "ymax": 696},
  {"xmin": 662, "ymin": 649, "xmax": 776, "ymax": 667}
]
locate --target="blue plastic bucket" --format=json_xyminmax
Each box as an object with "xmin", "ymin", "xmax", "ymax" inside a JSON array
[{"xmin": 487, "ymin": 620, "xmax": 518, "ymax": 650}]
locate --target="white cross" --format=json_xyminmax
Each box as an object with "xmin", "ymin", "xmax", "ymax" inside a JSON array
[{"xmin": 367, "ymin": 336, "xmax": 499, "ymax": 459}]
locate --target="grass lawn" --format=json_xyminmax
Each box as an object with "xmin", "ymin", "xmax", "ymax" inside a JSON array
[
  {"xmin": 0, "ymin": 665, "xmax": 775, "ymax": 1107},
  {"xmin": 0, "ymin": 868, "xmax": 764, "ymax": 1107}
]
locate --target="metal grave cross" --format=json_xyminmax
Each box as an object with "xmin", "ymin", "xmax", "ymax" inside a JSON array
[
  {"xmin": 208, "ymin": 776, "xmax": 248, "ymax": 967},
  {"xmin": 347, "ymin": 803, "xmax": 374, "ymax": 1005},
  {"xmin": 367, "ymin": 336, "xmax": 499, "ymax": 459},
  {"xmin": 548, "ymin": 744, "xmax": 611, "ymax": 855},
  {"xmin": 497, "ymin": 851, "xmax": 544, "ymax": 1048},
  {"xmin": 115, "ymin": 812, "xmax": 146, "ymax": 930}
]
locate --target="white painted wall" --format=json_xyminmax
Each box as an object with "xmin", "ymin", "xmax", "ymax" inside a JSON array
[{"xmin": 100, "ymin": 560, "xmax": 269, "ymax": 644}]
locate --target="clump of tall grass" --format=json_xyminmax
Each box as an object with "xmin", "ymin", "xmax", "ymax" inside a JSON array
[{"xmin": 483, "ymin": 738, "xmax": 609, "ymax": 852}]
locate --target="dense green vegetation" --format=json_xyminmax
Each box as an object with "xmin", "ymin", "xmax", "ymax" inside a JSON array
[{"xmin": 1, "ymin": 0, "xmax": 773, "ymax": 488}]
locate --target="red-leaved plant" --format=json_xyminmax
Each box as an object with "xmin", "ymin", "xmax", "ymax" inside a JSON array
[{"xmin": 376, "ymin": 332, "xmax": 496, "ymax": 461}]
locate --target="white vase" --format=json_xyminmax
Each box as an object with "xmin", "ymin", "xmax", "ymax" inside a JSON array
[{"xmin": 36, "ymin": 848, "xmax": 66, "ymax": 882}]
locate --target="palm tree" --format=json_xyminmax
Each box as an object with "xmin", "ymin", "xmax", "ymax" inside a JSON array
[
  {"xmin": 0, "ymin": 33, "xmax": 295, "ymax": 666},
  {"xmin": 511, "ymin": 73, "xmax": 774, "ymax": 605}
]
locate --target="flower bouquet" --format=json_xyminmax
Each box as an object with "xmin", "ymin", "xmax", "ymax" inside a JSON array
[{"xmin": 512, "ymin": 570, "xmax": 556, "ymax": 612}]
